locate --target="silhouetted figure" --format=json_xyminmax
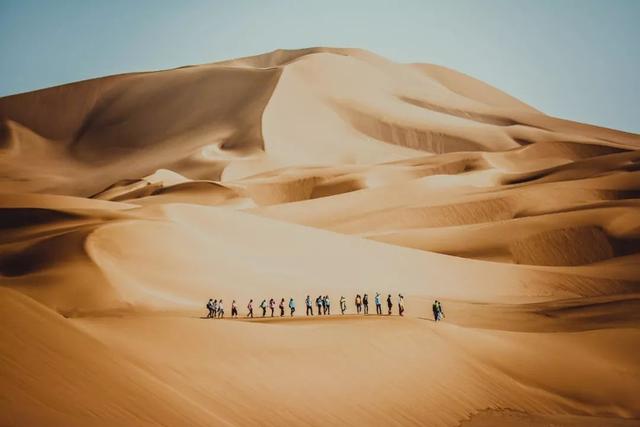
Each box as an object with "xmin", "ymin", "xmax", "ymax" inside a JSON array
[
  {"xmin": 363, "ymin": 293, "xmax": 369, "ymax": 315},
  {"xmin": 398, "ymin": 294, "xmax": 405, "ymax": 317},
  {"xmin": 375, "ymin": 293, "xmax": 382, "ymax": 315},
  {"xmin": 355, "ymin": 294, "xmax": 362, "ymax": 314},
  {"xmin": 340, "ymin": 296, "xmax": 347, "ymax": 315},
  {"xmin": 432, "ymin": 301, "xmax": 439, "ymax": 321},
  {"xmin": 316, "ymin": 296, "xmax": 323, "ymax": 316},
  {"xmin": 212, "ymin": 299, "xmax": 218, "ymax": 318},
  {"xmin": 279, "ymin": 298, "xmax": 285, "ymax": 317},
  {"xmin": 247, "ymin": 299, "xmax": 254, "ymax": 318},
  {"xmin": 306, "ymin": 295, "xmax": 313, "ymax": 316},
  {"xmin": 386, "ymin": 294, "xmax": 392, "ymax": 315},
  {"xmin": 325, "ymin": 295, "xmax": 331, "ymax": 315},
  {"xmin": 289, "ymin": 298, "xmax": 296, "ymax": 317}
]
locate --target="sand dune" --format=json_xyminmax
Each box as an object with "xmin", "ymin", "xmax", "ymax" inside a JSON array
[{"xmin": 1, "ymin": 47, "xmax": 639, "ymax": 426}]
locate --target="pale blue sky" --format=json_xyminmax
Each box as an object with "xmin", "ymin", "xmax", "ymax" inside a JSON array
[{"xmin": 1, "ymin": 0, "xmax": 638, "ymax": 132}]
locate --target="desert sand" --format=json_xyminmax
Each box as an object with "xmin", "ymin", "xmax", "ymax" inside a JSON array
[{"xmin": 1, "ymin": 47, "xmax": 639, "ymax": 426}]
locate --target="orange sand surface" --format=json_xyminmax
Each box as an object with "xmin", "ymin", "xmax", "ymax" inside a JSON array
[{"xmin": 1, "ymin": 48, "xmax": 639, "ymax": 426}]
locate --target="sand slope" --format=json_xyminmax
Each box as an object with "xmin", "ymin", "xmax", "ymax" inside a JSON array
[{"xmin": 1, "ymin": 48, "xmax": 639, "ymax": 426}]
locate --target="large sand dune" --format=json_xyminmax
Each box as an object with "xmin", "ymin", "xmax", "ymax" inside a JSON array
[{"xmin": 1, "ymin": 47, "xmax": 639, "ymax": 426}]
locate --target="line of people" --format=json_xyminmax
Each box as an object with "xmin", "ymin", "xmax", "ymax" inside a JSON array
[
  {"xmin": 206, "ymin": 299, "xmax": 240, "ymax": 318},
  {"xmin": 207, "ymin": 295, "xmax": 447, "ymax": 322},
  {"xmin": 207, "ymin": 293, "xmax": 410, "ymax": 319}
]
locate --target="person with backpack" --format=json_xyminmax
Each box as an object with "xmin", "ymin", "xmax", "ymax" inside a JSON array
[
  {"xmin": 305, "ymin": 295, "xmax": 313, "ymax": 316},
  {"xmin": 340, "ymin": 296, "xmax": 347, "ymax": 315},
  {"xmin": 386, "ymin": 294, "xmax": 393, "ymax": 315},
  {"xmin": 260, "ymin": 299, "xmax": 267, "ymax": 317},
  {"xmin": 218, "ymin": 300, "xmax": 225, "ymax": 318},
  {"xmin": 269, "ymin": 298, "xmax": 276, "ymax": 317},
  {"xmin": 375, "ymin": 293, "xmax": 382, "ymax": 315},
  {"xmin": 355, "ymin": 294, "xmax": 362, "ymax": 314},
  {"xmin": 325, "ymin": 296, "xmax": 331, "ymax": 315},
  {"xmin": 316, "ymin": 296, "xmax": 323, "ymax": 316},
  {"xmin": 289, "ymin": 298, "xmax": 296, "ymax": 317},
  {"xmin": 231, "ymin": 300, "xmax": 238, "ymax": 318},
  {"xmin": 363, "ymin": 293, "xmax": 369, "ymax": 315},
  {"xmin": 279, "ymin": 298, "xmax": 285, "ymax": 317},
  {"xmin": 247, "ymin": 299, "xmax": 254, "ymax": 318},
  {"xmin": 206, "ymin": 299, "xmax": 215, "ymax": 318},
  {"xmin": 398, "ymin": 294, "xmax": 405, "ymax": 317}
]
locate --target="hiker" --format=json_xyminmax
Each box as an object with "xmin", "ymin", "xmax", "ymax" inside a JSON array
[
  {"xmin": 306, "ymin": 295, "xmax": 313, "ymax": 316},
  {"xmin": 398, "ymin": 294, "xmax": 405, "ymax": 317},
  {"xmin": 340, "ymin": 296, "xmax": 347, "ymax": 315},
  {"xmin": 432, "ymin": 300, "xmax": 439, "ymax": 321},
  {"xmin": 247, "ymin": 299, "xmax": 254, "ymax": 318},
  {"xmin": 316, "ymin": 296, "xmax": 323, "ymax": 316},
  {"xmin": 355, "ymin": 294, "xmax": 362, "ymax": 314},
  {"xmin": 321, "ymin": 296, "xmax": 327, "ymax": 315},
  {"xmin": 325, "ymin": 295, "xmax": 331, "ymax": 315},
  {"xmin": 436, "ymin": 300, "xmax": 445, "ymax": 321},
  {"xmin": 363, "ymin": 293, "xmax": 369, "ymax": 315},
  {"xmin": 289, "ymin": 298, "xmax": 296, "ymax": 316},
  {"xmin": 269, "ymin": 298, "xmax": 276, "ymax": 317},
  {"xmin": 260, "ymin": 299, "xmax": 267, "ymax": 317},
  {"xmin": 212, "ymin": 299, "xmax": 218, "ymax": 318},
  {"xmin": 279, "ymin": 298, "xmax": 285, "ymax": 317},
  {"xmin": 218, "ymin": 300, "xmax": 224, "ymax": 318},
  {"xmin": 386, "ymin": 294, "xmax": 393, "ymax": 315},
  {"xmin": 206, "ymin": 299, "xmax": 215, "ymax": 318},
  {"xmin": 231, "ymin": 300, "xmax": 238, "ymax": 318},
  {"xmin": 375, "ymin": 293, "xmax": 382, "ymax": 315}
]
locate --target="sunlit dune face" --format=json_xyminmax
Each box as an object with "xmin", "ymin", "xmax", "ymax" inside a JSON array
[{"xmin": 1, "ymin": 47, "xmax": 639, "ymax": 426}]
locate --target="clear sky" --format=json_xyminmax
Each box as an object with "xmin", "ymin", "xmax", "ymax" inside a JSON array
[{"xmin": 1, "ymin": 0, "xmax": 638, "ymax": 133}]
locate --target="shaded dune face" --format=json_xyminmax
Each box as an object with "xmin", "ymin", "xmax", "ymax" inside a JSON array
[{"xmin": 1, "ymin": 48, "xmax": 640, "ymax": 426}]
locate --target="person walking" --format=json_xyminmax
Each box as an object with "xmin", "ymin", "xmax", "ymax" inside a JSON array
[
  {"xmin": 269, "ymin": 298, "xmax": 276, "ymax": 317},
  {"xmin": 306, "ymin": 295, "xmax": 313, "ymax": 316},
  {"xmin": 355, "ymin": 294, "xmax": 362, "ymax": 314},
  {"xmin": 218, "ymin": 300, "xmax": 225, "ymax": 318},
  {"xmin": 436, "ymin": 300, "xmax": 445, "ymax": 321},
  {"xmin": 375, "ymin": 293, "xmax": 382, "ymax": 315},
  {"xmin": 316, "ymin": 296, "xmax": 323, "ymax": 316},
  {"xmin": 260, "ymin": 299, "xmax": 267, "ymax": 317},
  {"xmin": 398, "ymin": 294, "xmax": 405, "ymax": 317},
  {"xmin": 231, "ymin": 300, "xmax": 238, "ymax": 318},
  {"xmin": 279, "ymin": 298, "xmax": 285, "ymax": 317},
  {"xmin": 247, "ymin": 299, "xmax": 254, "ymax": 318},
  {"xmin": 206, "ymin": 299, "xmax": 215, "ymax": 318},
  {"xmin": 340, "ymin": 296, "xmax": 347, "ymax": 315},
  {"xmin": 386, "ymin": 294, "xmax": 393, "ymax": 315},
  {"xmin": 363, "ymin": 293, "xmax": 369, "ymax": 315},
  {"xmin": 432, "ymin": 300, "xmax": 439, "ymax": 321},
  {"xmin": 212, "ymin": 299, "xmax": 219, "ymax": 318},
  {"xmin": 325, "ymin": 296, "xmax": 331, "ymax": 315},
  {"xmin": 289, "ymin": 298, "xmax": 296, "ymax": 317}
]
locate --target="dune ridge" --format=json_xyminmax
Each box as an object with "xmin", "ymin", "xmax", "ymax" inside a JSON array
[{"xmin": 1, "ymin": 47, "xmax": 639, "ymax": 426}]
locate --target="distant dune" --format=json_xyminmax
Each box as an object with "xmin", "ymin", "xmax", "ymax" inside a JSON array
[{"xmin": 1, "ymin": 48, "xmax": 639, "ymax": 426}]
